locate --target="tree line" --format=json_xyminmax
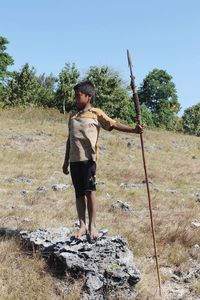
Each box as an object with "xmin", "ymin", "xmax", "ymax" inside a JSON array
[{"xmin": 0, "ymin": 36, "xmax": 199, "ymax": 136}]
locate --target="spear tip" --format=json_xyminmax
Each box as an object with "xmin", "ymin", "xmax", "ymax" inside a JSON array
[{"xmin": 127, "ymin": 49, "xmax": 132, "ymax": 68}]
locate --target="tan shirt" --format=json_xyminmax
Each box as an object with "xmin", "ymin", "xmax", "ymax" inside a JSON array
[{"xmin": 68, "ymin": 107, "xmax": 116, "ymax": 162}]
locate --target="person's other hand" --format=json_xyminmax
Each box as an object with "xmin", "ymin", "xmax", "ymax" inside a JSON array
[{"xmin": 62, "ymin": 163, "xmax": 69, "ymax": 175}]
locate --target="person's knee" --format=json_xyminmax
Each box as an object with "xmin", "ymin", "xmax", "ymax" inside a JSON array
[
  {"xmin": 85, "ymin": 191, "xmax": 92, "ymax": 197},
  {"xmin": 76, "ymin": 195, "xmax": 85, "ymax": 202}
]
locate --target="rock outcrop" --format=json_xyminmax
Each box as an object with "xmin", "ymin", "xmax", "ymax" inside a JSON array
[{"xmin": 20, "ymin": 227, "xmax": 141, "ymax": 299}]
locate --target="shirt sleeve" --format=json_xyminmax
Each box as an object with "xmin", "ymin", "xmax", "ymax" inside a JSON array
[{"xmin": 95, "ymin": 108, "xmax": 117, "ymax": 131}]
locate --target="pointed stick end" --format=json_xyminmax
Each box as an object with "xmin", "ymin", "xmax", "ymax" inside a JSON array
[{"xmin": 127, "ymin": 49, "xmax": 132, "ymax": 67}]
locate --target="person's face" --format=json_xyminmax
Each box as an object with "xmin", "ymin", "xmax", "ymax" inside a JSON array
[{"xmin": 75, "ymin": 91, "xmax": 91, "ymax": 110}]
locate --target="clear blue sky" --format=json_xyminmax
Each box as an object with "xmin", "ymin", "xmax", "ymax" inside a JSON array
[{"xmin": 1, "ymin": 0, "xmax": 200, "ymax": 114}]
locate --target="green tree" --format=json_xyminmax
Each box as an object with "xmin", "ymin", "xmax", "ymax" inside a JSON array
[
  {"xmin": 3, "ymin": 63, "xmax": 39, "ymax": 107},
  {"xmin": 0, "ymin": 36, "xmax": 14, "ymax": 81},
  {"xmin": 182, "ymin": 102, "xmax": 200, "ymax": 136},
  {"xmin": 0, "ymin": 36, "xmax": 14, "ymax": 100},
  {"xmin": 138, "ymin": 69, "xmax": 181, "ymax": 129},
  {"xmin": 55, "ymin": 63, "xmax": 80, "ymax": 112},
  {"xmin": 140, "ymin": 104, "xmax": 155, "ymax": 128},
  {"xmin": 36, "ymin": 73, "xmax": 56, "ymax": 107},
  {"xmin": 85, "ymin": 66, "xmax": 134, "ymax": 123}
]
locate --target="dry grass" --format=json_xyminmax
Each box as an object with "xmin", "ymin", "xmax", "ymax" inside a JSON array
[
  {"xmin": 191, "ymin": 278, "xmax": 200, "ymax": 295},
  {"xmin": 0, "ymin": 107, "xmax": 200, "ymax": 299},
  {"xmin": 0, "ymin": 238, "xmax": 57, "ymax": 300}
]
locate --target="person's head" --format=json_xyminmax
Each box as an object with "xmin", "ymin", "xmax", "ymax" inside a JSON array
[{"xmin": 74, "ymin": 80, "xmax": 95, "ymax": 110}]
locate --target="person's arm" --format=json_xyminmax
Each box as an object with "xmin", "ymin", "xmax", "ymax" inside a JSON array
[
  {"xmin": 112, "ymin": 122, "xmax": 144, "ymax": 134},
  {"xmin": 95, "ymin": 108, "xmax": 144, "ymax": 134},
  {"xmin": 62, "ymin": 137, "xmax": 70, "ymax": 175}
]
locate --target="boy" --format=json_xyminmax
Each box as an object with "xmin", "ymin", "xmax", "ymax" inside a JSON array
[{"xmin": 63, "ymin": 80, "xmax": 143, "ymax": 240}]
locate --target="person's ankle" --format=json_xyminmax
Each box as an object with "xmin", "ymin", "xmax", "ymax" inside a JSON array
[
  {"xmin": 79, "ymin": 220, "xmax": 86, "ymax": 228},
  {"xmin": 89, "ymin": 222, "xmax": 96, "ymax": 230}
]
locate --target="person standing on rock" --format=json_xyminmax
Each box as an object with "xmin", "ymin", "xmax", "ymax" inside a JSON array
[{"xmin": 62, "ymin": 80, "xmax": 143, "ymax": 239}]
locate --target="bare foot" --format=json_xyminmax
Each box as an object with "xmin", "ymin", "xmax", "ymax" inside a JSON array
[
  {"xmin": 75, "ymin": 225, "xmax": 87, "ymax": 239},
  {"xmin": 89, "ymin": 226, "xmax": 99, "ymax": 240}
]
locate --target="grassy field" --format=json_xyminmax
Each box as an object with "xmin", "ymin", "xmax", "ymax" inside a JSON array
[{"xmin": 0, "ymin": 107, "xmax": 199, "ymax": 299}]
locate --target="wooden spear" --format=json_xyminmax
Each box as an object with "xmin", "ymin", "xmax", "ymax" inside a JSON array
[{"xmin": 127, "ymin": 49, "xmax": 162, "ymax": 297}]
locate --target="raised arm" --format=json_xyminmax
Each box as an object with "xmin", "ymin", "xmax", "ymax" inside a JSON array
[{"xmin": 112, "ymin": 122, "xmax": 144, "ymax": 134}]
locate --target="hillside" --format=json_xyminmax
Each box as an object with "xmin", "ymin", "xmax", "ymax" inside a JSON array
[{"xmin": 0, "ymin": 108, "xmax": 199, "ymax": 299}]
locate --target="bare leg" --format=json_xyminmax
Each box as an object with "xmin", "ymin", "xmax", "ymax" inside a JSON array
[
  {"xmin": 75, "ymin": 196, "xmax": 87, "ymax": 238},
  {"xmin": 86, "ymin": 191, "xmax": 98, "ymax": 239}
]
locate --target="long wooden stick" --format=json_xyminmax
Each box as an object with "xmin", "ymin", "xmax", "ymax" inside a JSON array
[{"xmin": 127, "ymin": 49, "xmax": 162, "ymax": 297}]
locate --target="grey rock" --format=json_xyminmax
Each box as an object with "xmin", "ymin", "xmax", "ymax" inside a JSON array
[
  {"xmin": 36, "ymin": 130, "xmax": 52, "ymax": 137},
  {"xmin": 162, "ymin": 260, "xmax": 200, "ymax": 299},
  {"xmin": 85, "ymin": 273, "xmax": 105, "ymax": 292},
  {"xmin": 120, "ymin": 182, "xmax": 144, "ymax": 189},
  {"xmin": 6, "ymin": 175, "xmax": 32, "ymax": 185},
  {"xmin": 21, "ymin": 190, "xmax": 29, "ymax": 196},
  {"xmin": 196, "ymin": 192, "xmax": 200, "ymax": 202},
  {"xmin": 98, "ymin": 229, "xmax": 108, "ymax": 236},
  {"xmin": 183, "ymin": 265, "xmax": 200, "ymax": 282},
  {"xmin": 120, "ymin": 179, "xmax": 153, "ymax": 188},
  {"xmin": 52, "ymin": 183, "xmax": 70, "ymax": 191},
  {"xmin": 96, "ymin": 181, "xmax": 105, "ymax": 186},
  {"xmin": 20, "ymin": 227, "xmax": 141, "ymax": 299},
  {"xmin": 111, "ymin": 200, "xmax": 132, "ymax": 212},
  {"xmin": 36, "ymin": 186, "xmax": 48, "ymax": 193},
  {"xmin": 15, "ymin": 176, "xmax": 32, "ymax": 184},
  {"xmin": 192, "ymin": 244, "xmax": 200, "ymax": 249},
  {"xmin": 171, "ymin": 274, "xmax": 181, "ymax": 282},
  {"xmin": 191, "ymin": 220, "xmax": 200, "ymax": 228}
]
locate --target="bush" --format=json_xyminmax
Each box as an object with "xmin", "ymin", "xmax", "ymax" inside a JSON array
[{"xmin": 182, "ymin": 103, "xmax": 200, "ymax": 136}]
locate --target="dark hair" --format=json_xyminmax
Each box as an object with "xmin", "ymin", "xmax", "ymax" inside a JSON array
[{"xmin": 74, "ymin": 80, "xmax": 96, "ymax": 102}]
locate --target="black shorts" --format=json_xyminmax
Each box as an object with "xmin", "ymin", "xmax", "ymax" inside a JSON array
[{"xmin": 70, "ymin": 160, "xmax": 96, "ymax": 198}]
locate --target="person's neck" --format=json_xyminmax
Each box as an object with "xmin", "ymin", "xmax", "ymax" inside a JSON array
[{"xmin": 79, "ymin": 104, "xmax": 92, "ymax": 112}]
